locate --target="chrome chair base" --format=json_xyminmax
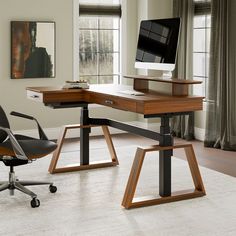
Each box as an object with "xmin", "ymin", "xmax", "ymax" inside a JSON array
[{"xmin": 0, "ymin": 169, "xmax": 55, "ymax": 200}]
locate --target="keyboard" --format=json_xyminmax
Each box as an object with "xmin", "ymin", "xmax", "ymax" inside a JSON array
[{"xmin": 118, "ymin": 90, "xmax": 145, "ymax": 96}]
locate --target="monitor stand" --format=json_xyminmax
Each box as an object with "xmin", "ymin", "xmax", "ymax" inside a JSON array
[{"xmin": 123, "ymin": 75, "xmax": 202, "ymax": 96}]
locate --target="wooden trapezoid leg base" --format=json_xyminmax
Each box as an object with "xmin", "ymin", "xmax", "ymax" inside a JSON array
[
  {"xmin": 48, "ymin": 125, "xmax": 118, "ymax": 174},
  {"xmin": 122, "ymin": 143, "xmax": 206, "ymax": 209}
]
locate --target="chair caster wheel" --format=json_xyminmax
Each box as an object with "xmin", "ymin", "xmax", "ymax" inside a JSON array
[
  {"xmin": 31, "ymin": 198, "xmax": 40, "ymax": 208},
  {"xmin": 49, "ymin": 185, "xmax": 57, "ymax": 193}
]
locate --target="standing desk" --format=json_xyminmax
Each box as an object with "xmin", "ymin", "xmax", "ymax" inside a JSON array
[{"xmin": 26, "ymin": 77, "xmax": 205, "ymax": 209}]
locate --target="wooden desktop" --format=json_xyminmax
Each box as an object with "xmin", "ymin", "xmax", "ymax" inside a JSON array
[
  {"xmin": 26, "ymin": 76, "xmax": 205, "ymax": 209},
  {"xmin": 27, "ymin": 85, "xmax": 203, "ymax": 113}
]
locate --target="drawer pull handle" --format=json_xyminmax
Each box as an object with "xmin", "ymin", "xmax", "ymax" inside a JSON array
[
  {"xmin": 30, "ymin": 95, "xmax": 39, "ymax": 98},
  {"xmin": 105, "ymin": 100, "xmax": 114, "ymax": 105}
]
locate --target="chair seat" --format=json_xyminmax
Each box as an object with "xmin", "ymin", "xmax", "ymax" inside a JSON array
[{"xmin": 0, "ymin": 137, "xmax": 57, "ymax": 160}]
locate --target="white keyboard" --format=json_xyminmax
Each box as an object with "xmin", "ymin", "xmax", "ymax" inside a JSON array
[{"xmin": 118, "ymin": 90, "xmax": 145, "ymax": 96}]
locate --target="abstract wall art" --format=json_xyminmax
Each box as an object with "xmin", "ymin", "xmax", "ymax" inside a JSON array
[{"xmin": 11, "ymin": 21, "xmax": 55, "ymax": 79}]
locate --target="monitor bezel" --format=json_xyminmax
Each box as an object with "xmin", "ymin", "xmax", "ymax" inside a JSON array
[{"xmin": 135, "ymin": 17, "xmax": 181, "ymax": 73}]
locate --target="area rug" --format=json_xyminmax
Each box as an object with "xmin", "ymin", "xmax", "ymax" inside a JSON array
[{"xmin": 0, "ymin": 145, "xmax": 236, "ymax": 236}]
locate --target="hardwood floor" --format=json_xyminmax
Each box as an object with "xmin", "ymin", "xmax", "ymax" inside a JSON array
[
  {"xmin": 174, "ymin": 138, "xmax": 236, "ymax": 177},
  {"xmin": 63, "ymin": 133, "xmax": 236, "ymax": 178}
]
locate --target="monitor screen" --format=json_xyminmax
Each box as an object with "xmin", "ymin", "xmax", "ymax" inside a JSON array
[{"xmin": 135, "ymin": 17, "xmax": 181, "ymax": 73}]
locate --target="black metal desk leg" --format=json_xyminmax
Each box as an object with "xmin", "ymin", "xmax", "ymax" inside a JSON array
[
  {"xmin": 159, "ymin": 116, "xmax": 173, "ymax": 197},
  {"xmin": 80, "ymin": 106, "xmax": 90, "ymax": 165}
]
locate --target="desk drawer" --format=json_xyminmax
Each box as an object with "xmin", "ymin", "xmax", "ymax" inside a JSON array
[
  {"xmin": 27, "ymin": 89, "xmax": 85, "ymax": 104},
  {"xmin": 27, "ymin": 91, "xmax": 43, "ymax": 102},
  {"xmin": 90, "ymin": 93, "xmax": 136, "ymax": 112}
]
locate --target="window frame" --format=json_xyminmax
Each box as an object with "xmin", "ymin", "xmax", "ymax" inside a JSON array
[
  {"xmin": 78, "ymin": 17, "xmax": 121, "ymax": 84},
  {"xmin": 193, "ymin": 0, "xmax": 211, "ymax": 98},
  {"xmin": 73, "ymin": 1, "xmax": 121, "ymax": 85}
]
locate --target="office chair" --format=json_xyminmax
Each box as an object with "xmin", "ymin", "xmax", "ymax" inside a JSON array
[{"xmin": 0, "ymin": 106, "xmax": 57, "ymax": 208}]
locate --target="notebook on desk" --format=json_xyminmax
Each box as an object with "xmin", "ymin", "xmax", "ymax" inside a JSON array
[{"xmin": 62, "ymin": 80, "xmax": 89, "ymax": 89}]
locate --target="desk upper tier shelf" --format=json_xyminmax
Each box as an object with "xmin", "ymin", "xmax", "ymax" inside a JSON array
[{"xmin": 124, "ymin": 75, "xmax": 202, "ymax": 96}]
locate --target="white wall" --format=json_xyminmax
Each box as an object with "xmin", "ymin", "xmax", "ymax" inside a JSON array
[
  {"xmin": 121, "ymin": 0, "xmax": 138, "ymax": 85},
  {"xmin": 0, "ymin": 0, "xmax": 74, "ymax": 131},
  {"xmin": 147, "ymin": 0, "xmax": 173, "ymax": 19},
  {"xmin": 0, "ymin": 0, "xmax": 137, "ymax": 136}
]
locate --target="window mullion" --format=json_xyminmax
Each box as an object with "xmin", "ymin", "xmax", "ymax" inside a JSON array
[
  {"xmin": 193, "ymin": 0, "xmax": 211, "ymax": 97},
  {"xmin": 79, "ymin": 13, "xmax": 120, "ymax": 84}
]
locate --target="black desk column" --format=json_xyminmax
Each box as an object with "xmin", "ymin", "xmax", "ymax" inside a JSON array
[
  {"xmin": 159, "ymin": 116, "xmax": 173, "ymax": 197},
  {"xmin": 80, "ymin": 106, "xmax": 90, "ymax": 165}
]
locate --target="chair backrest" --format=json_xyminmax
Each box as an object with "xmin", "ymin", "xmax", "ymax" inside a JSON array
[{"xmin": 0, "ymin": 106, "xmax": 10, "ymax": 143}]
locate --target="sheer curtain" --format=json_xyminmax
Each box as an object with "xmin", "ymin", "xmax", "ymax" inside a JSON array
[
  {"xmin": 171, "ymin": 0, "xmax": 195, "ymax": 140},
  {"xmin": 204, "ymin": 0, "xmax": 236, "ymax": 150}
]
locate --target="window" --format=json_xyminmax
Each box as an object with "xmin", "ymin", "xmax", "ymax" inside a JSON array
[
  {"xmin": 78, "ymin": 1, "xmax": 121, "ymax": 84},
  {"xmin": 193, "ymin": 0, "xmax": 211, "ymax": 97}
]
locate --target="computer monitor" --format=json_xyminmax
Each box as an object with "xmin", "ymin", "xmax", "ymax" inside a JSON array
[{"xmin": 135, "ymin": 17, "xmax": 181, "ymax": 78}]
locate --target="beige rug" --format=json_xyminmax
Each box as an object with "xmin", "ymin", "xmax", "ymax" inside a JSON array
[{"xmin": 0, "ymin": 145, "xmax": 236, "ymax": 236}]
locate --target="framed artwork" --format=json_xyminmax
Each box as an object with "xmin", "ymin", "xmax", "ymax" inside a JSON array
[{"xmin": 11, "ymin": 21, "xmax": 55, "ymax": 79}]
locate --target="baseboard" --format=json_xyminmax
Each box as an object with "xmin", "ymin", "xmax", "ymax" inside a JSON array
[
  {"xmin": 194, "ymin": 127, "xmax": 205, "ymax": 141},
  {"xmin": 146, "ymin": 123, "xmax": 205, "ymax": 142},
  {"xmin": 13, "ymin": 122, "xmax": 205, "ymax": 141},
  {"xmin": 13, "ymin": 121, "xmax": 159, "ymax": 140},
  {"xmin": 13, "ymin": 126, "xmax": 126, "ymax": 140}
]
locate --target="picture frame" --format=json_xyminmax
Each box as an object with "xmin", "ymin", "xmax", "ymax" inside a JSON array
[{"xmin": 11, "ymin": 21, "xmax": 55, "ymax": 79}]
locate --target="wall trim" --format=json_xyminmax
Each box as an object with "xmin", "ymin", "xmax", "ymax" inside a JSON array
[
  {"xmin": 13, "ymin": 125, "xmax": 126, "ymax": 140},
  {"xmin": 13, "ymin": 121, "xmax": 156, "ymax": 140},
  {"xmin": 194, "ymin": 127, "xmax": 205, "ymax": 141},
  {"xmin": 13, "ymin": 121, "xmax": 205, "ymax": 142}
]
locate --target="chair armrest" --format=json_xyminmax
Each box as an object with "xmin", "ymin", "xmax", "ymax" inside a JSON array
[
  {"xmin": 10, "ymin": 111, "xmax": 48, "ymax": 140},
  {"xmin": 10, "ymin": 111, "xmax": 34, "ymax": 120},
  {"xmin": 0, "ymin": 126, "xmax": 28, "ymax": 160}
]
